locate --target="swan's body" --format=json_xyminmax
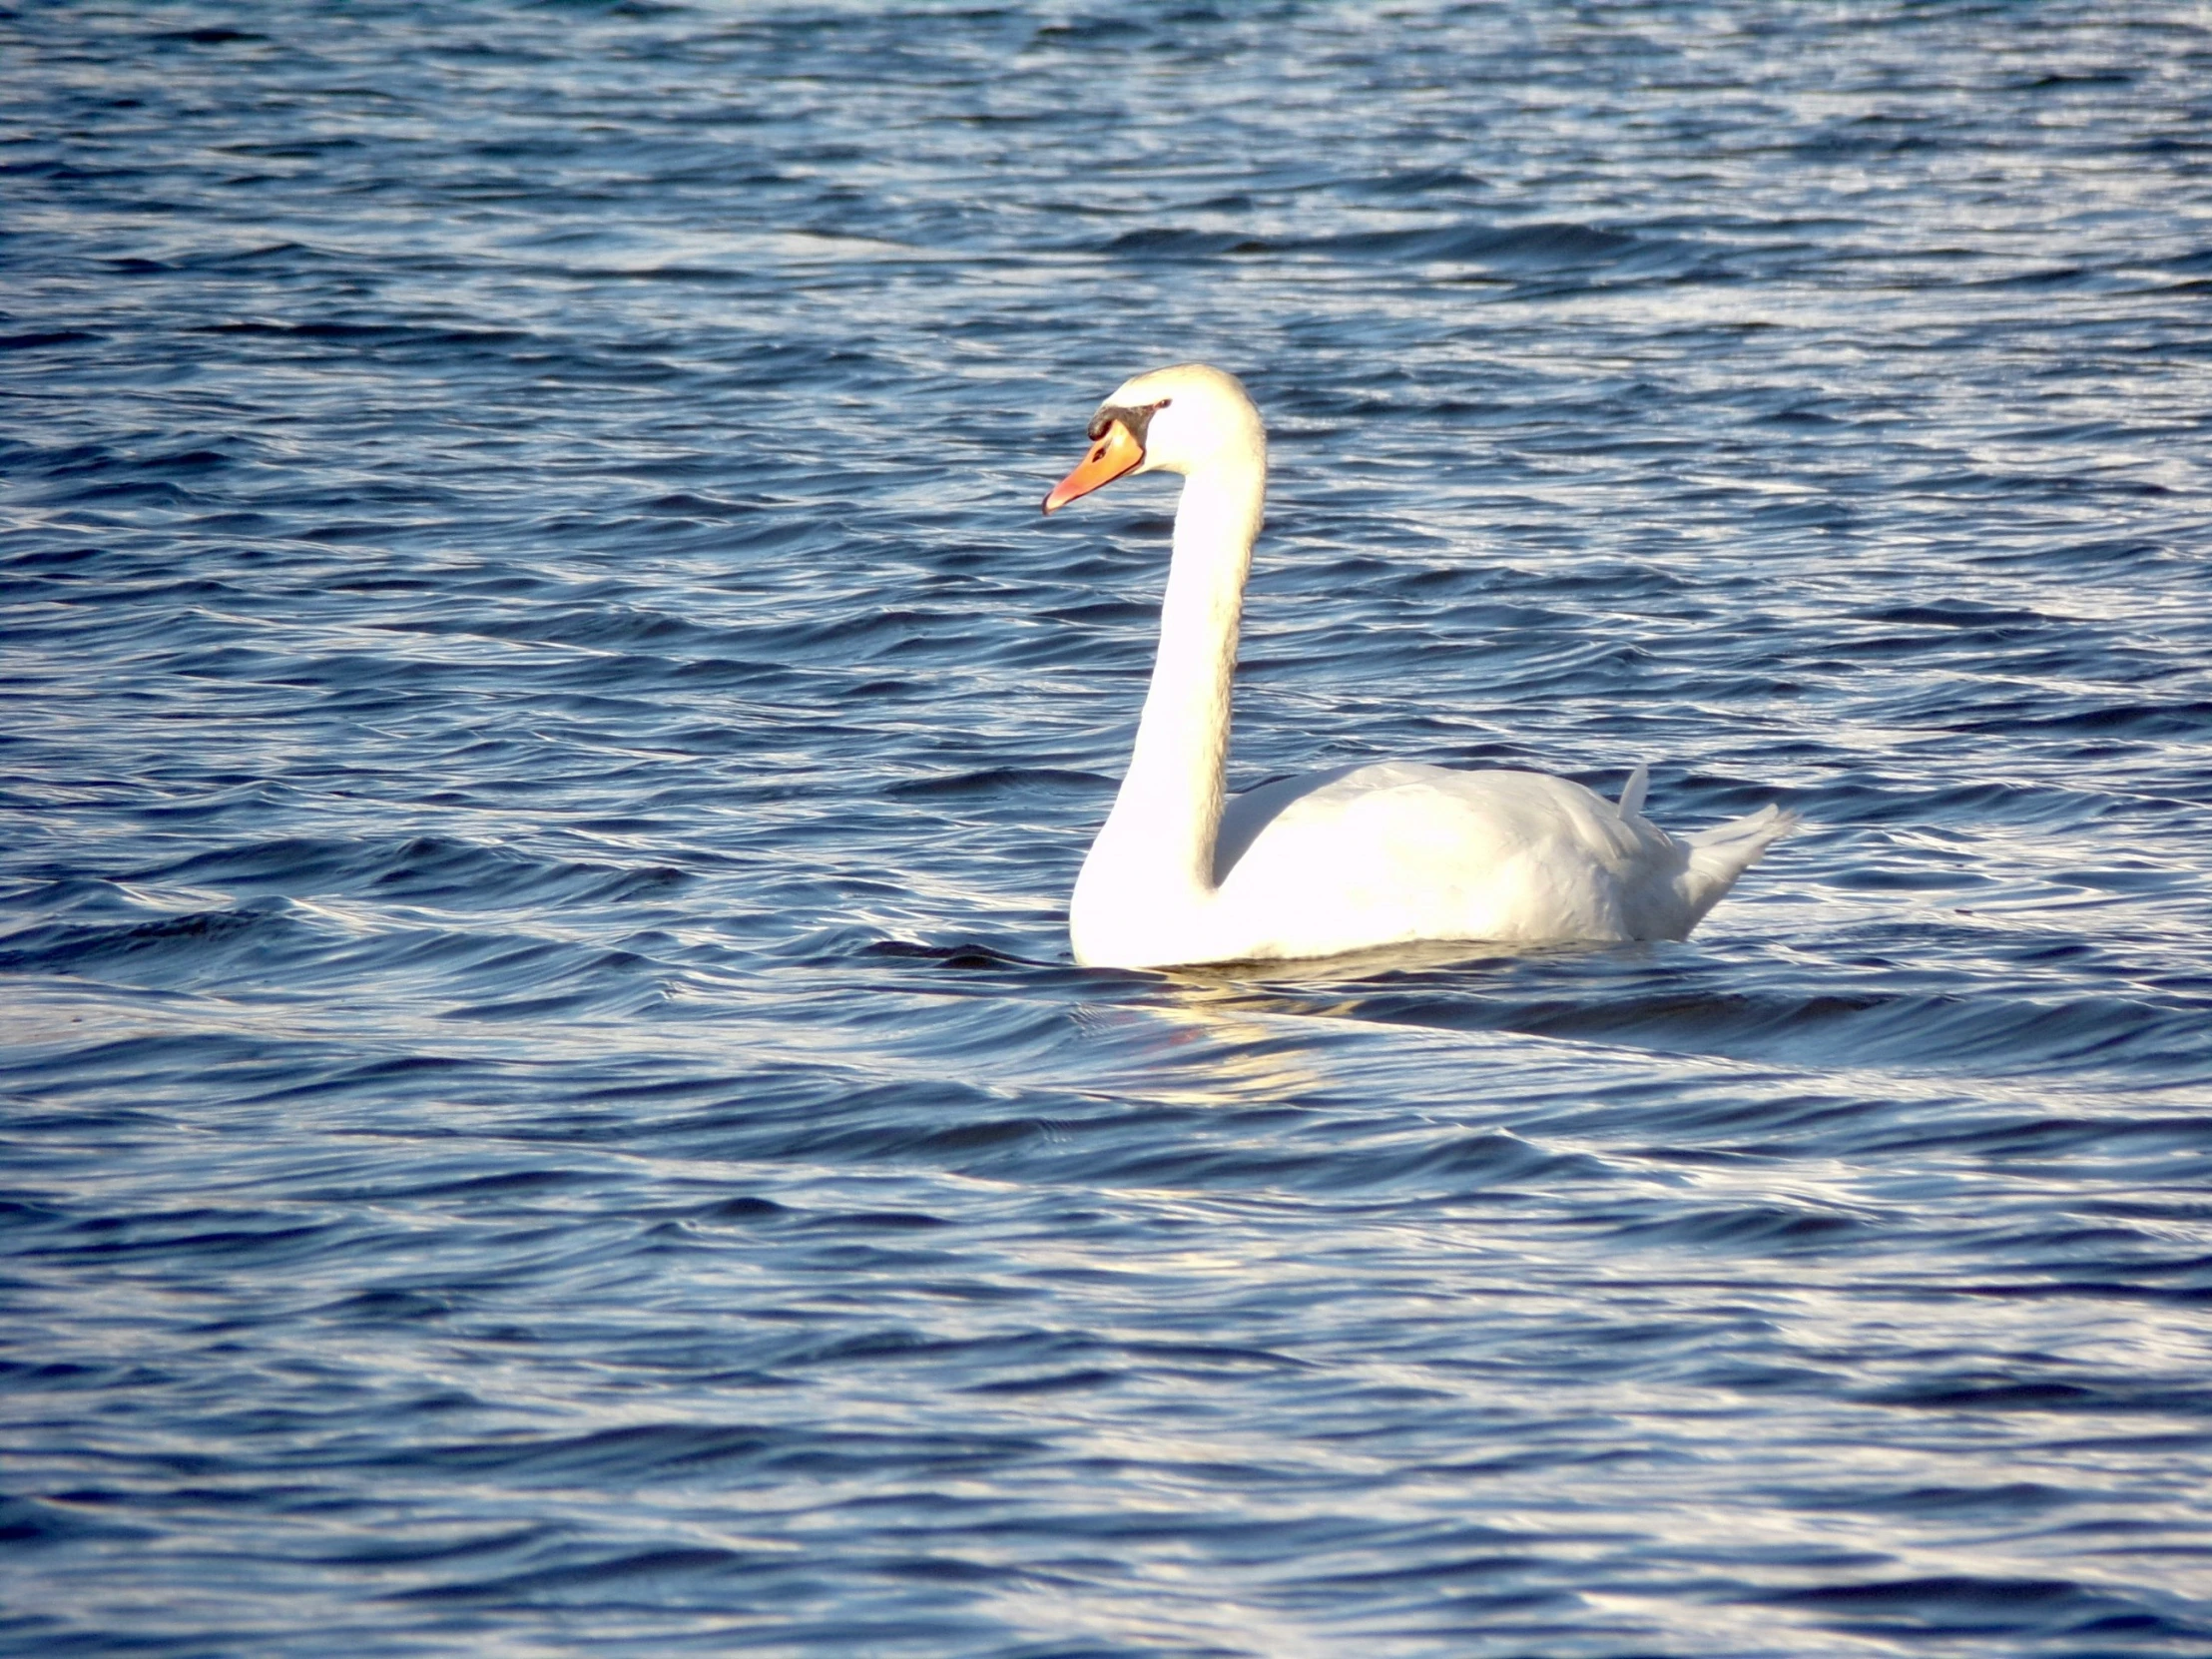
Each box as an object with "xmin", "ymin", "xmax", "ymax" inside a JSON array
[{"xmin": 1042, "ymin": 363, "xmax": 1795, "ymax": 970}]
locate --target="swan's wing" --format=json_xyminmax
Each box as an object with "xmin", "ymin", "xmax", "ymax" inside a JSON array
[
  {"xmin": 1228, "ymin": 762, "xmax": 1662, "ymax": 863},
  {"xmin": 1215, "ymin": 763, "xmax": 1684, "ymax": 948}
]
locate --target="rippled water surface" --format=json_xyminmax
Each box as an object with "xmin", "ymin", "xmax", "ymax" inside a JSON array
[{"xmin": 6, "ymin": 2, "xmax": 2212, "ymax": 1653}]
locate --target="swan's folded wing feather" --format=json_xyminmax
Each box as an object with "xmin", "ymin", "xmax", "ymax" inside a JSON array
[{"xmin": 1617, "ymin": 763, "xmax": 1649, "ymax": 820}]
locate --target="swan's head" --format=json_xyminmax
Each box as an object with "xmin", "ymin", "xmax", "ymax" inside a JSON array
[{"xmin": 1041, "ymin": 363, "xmax": 1264, "ymax": 514}]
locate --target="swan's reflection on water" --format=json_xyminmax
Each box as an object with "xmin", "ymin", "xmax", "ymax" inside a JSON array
[
  {"xmin": 1056, "ymin": 939, "xmax": 1626, "ymax": 1125},
  {"xmin": 1073, "ymin": 936, "xmax": 1687, "ymax": 1097}
]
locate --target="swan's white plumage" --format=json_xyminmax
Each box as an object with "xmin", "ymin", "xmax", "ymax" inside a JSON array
[{"xmin": 1045, "ymin": 363, "xmax": 1795, "ymax": 970}]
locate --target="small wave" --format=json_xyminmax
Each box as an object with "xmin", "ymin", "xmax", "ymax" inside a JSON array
[{"xmin": 1084, "ymin": 218, "xmax": 1679, "ymax": 279}]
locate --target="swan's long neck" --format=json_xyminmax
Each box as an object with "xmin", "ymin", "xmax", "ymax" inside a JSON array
[{"xmin": 1091, "ymin": 447, "xmax": 1265, "ymax": 905}]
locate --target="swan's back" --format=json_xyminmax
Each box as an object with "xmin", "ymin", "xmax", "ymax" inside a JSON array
[{"xmin": 1210, "ymin": 763, "xmax": 1790, "ymax": 959}]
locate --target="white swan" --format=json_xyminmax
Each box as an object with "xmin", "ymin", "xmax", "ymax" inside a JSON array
[{"xmin": 1042, "ymin": 363, "xmax": 1797, "ymax": 971}]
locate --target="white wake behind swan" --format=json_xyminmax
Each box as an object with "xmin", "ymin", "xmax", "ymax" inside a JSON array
[{"xmin": 1042, "ymin": 363, "xmax": 1795, "ymax": 970}]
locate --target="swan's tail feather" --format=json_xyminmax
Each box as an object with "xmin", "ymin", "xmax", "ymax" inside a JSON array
[
  {"xmin": 1617, "ymin": 763, "xmax": 1649, "ymax": 820},
  {"xmin": 1680, "ymin": 803, "xmax": 1801, "ymax": 925}
]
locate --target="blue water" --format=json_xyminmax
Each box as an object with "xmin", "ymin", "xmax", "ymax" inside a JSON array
[{"xmin": 5, "ymin": 2, "xmax": 2211, "ymax": 1653}]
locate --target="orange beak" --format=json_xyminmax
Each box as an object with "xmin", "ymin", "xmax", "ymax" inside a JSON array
[{"xmin": 1042, "ymin": 418, "xmax": 1144, "ymax": 514}]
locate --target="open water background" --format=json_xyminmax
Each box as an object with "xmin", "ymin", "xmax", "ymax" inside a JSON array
[{"xmin": 5, "ymin": 2, "xmax": 2212, "ymax": 1653}]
